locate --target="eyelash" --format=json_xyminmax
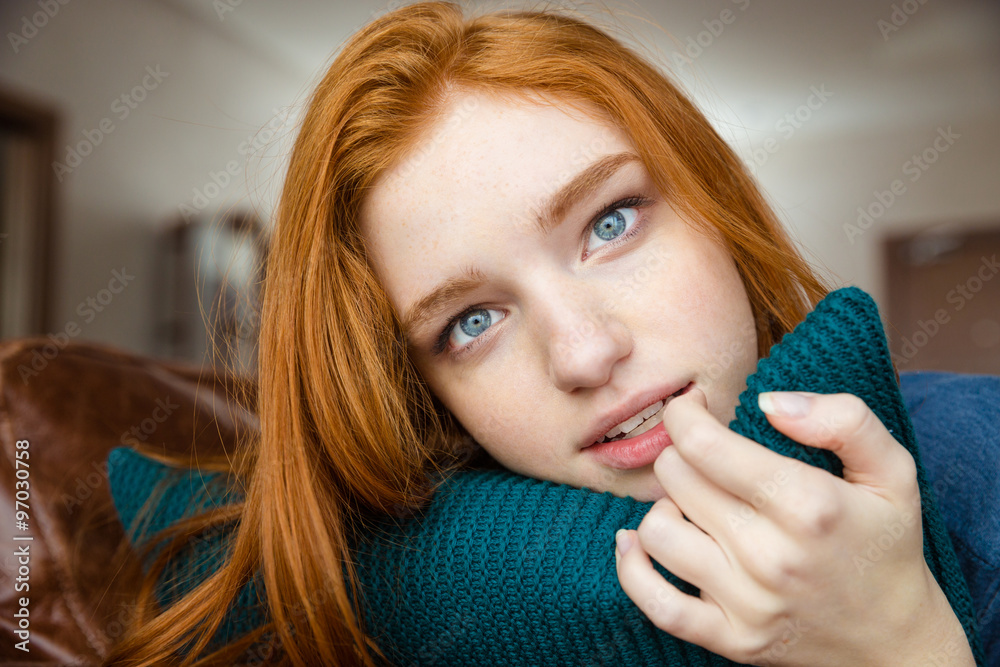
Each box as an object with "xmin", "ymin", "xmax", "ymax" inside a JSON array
[{"xmin": 432, "ymin": 193, "xmax": 652, "ymax": 358}]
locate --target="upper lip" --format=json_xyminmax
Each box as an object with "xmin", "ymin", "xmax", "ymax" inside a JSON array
[{"xmin": 580, "ymin": 381, "xmax": 692, "ymax": 449}]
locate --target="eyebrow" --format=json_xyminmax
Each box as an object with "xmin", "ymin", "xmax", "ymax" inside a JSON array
[{"xmin": 399, "ymin": 150, "xmax": 642, "ymax": 342}]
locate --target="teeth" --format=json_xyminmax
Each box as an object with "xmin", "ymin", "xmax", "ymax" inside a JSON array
[
  {"xmin": 593, "ymin": 384, "xmax": 692, "ymax": 444},
  {"xmin": 604, "ymin": 399, "xmax": 664, "ymax": 440}
]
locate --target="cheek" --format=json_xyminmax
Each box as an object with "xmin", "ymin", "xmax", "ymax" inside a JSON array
[
  {"xmin": 631, "ymin": 232, "xmax": 756, "ymax": 381},
  {"xmin": 626, "ymin": 235, "xmax": 733, "ymax": 336},
  {"xmin": 682, "ymin": 246, "xmax": 759, "ymax": 416},
  {"xmin": 417, "ymin": 359, "xmax": 557, "ymax": 471}
]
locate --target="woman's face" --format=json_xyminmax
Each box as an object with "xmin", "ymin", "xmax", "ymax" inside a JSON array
[{"xmin": 361, "ymin": 91, "xmax": 758, "ymax": 501}]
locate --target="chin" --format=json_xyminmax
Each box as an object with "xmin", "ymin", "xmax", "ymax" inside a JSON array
[
  {"xmin": 627, "ymin": 486, "xmax": 668, "ymax": 503},
  {"xmin": 602, "ymin": 476, "xmax": 667, "ymax": 503}
]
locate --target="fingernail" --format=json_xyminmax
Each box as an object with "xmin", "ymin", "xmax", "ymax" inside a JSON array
[
  {"xmin": 758, "ymin": 391, "xmax": 813, "ymax": 418},
  {"xmin": 615, "ymin": 529, "xmax": 633, "ymax": 556}
]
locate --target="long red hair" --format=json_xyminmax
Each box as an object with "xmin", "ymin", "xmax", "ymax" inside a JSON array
[{"xmin": 105, "ymin": 2, "xmax": 830, "ymax": 665}]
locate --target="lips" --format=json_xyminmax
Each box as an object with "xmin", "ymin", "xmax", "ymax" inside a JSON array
[
  {"xmin": 581, "ymin": 381, "xmax": 693, "ymax": 450},
  {"xmin": 583, "ymin": 422, "xmax": 674, "ymax": 469}
]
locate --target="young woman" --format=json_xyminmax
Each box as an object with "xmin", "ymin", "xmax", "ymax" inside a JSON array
[{"xmin": 105, "ymin": 2, "xmax": 987, "ymax": 665}]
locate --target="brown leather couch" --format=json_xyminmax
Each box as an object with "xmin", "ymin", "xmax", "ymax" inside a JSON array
[{"xmin": 0, "ymin": 337, "xmax": 254, "ymax": 665}]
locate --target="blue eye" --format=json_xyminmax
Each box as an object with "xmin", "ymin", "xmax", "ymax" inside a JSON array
[
  {"xmin": 586, "ymin": 200, "xmax": 642, "ymax": 254},
  {"xmin": 435, "ymin": 307, "xmax": 505, "ymax": 355}
]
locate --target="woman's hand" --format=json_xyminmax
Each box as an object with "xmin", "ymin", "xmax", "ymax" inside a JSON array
[{"xmin": 614, "ymin": 387, "xmax": 975, "ymax": 666}]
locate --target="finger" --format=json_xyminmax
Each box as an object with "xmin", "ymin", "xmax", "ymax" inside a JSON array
[
  {"xmin": 615, "ymin": 528, "xmax": 728, "ymax": 650},
  {"xmin": 635, "ymin": 495, "xmax": 732, "ymax": 595},
  {"xmin": 654, "ymin": 447, "xmax": 803, "ymax": 586},
  {"xmin": 654, "ymin": 444, "xmax": 759, "ymax": 541},
  {"xmin": 661, "ymin": 386, "xmax": 809, "ymax": 509},
  {"xmin": 757, "ymin": 391, "xmax": 918, "ymax": 497}
]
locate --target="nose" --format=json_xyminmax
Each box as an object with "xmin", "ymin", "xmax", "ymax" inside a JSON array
[{"xmin": 538, "ymin": 281, "xmax": 633, "ymax": 392}]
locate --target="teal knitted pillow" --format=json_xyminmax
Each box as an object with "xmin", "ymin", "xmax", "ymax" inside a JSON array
[{"xmin": 107, "ymin": 286, "xmax": 984, "ymax": 665}]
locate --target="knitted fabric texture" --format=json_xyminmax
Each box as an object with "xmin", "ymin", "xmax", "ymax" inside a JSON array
[{"xmin": 107, "ymin": 286, "xmax": 984, "ymax": 665}]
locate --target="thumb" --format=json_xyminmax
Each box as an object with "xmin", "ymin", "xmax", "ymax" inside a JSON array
[{"xmin": 757, "ymin": 391, "xmax": 918, "ymax": 497}]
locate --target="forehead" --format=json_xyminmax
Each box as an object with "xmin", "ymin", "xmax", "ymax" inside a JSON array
[
  {"xmin": 359, "ymin": 90, "xmax": 635, "ymax": 323},
  {"xmin": 362, "ymin": 91, "xmax": 629, "ymax": 233}
]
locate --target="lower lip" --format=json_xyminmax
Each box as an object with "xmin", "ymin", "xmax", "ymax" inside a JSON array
[{"xmin": 583, "ymin": 420, "xmax": 673, "ymax": 470}]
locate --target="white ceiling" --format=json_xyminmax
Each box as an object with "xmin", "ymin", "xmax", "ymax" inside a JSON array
[{"xmin": 154, "ymin": 0, "xmax": 1000, "ymax": 147}]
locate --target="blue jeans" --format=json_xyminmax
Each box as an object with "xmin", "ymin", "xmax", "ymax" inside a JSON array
[{"xmin": 901, "ymin": 370, "xmax": 1000, "ymax": 664}]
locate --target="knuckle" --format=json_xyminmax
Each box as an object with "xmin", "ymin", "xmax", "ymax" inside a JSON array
[
  {"xmin": 679, "ymin": 421, "xmax": 720, "ymax": 462},
  {"xmin": 741, "ymin": 614, "xmax": 795, "ymax": 665},
  {"xmin": 645, "ymin": 591, "xmax": 685, "ymax": 633},
  {"xmin": 747, "ymin": 539, "xmax": 804, "ymax": 589},
  {"xmin": 685, "ymin": 421, "xmax": 717, "ymax": 448},
  {"xmin": 782, "ymin": 479, "xmax": 842, "ymax": 537},
  {"xmin": 740, "ymin": 632, "xmax": 778, "ymax": 663},
  {"xmin": 839, "ymin": 393, "xmax": 877, "ymax": 440},
  {"xmin": 813, "ymin": 393, "xmax": 870, "ymax": 446},
  {"xmin": 771, "ymin": 550, "xmax": 808, "ymax": 588},
  {"xmin": 896, "ymin": 446, "xmax": 918, "ymax": 483},
  {"xmin": 893, "ymin": 447, "xmax": 921, "ymax": 500},
  {"xmin": 651, "ymin": 496, "xmax": 677, "ymax": 516},
  {"xmin": 653, "ymin": 445, "xmax": 679, "ymax": 479},
  {"xmin": 637, "ymin": 507, "xmax": 672, "ymax": 544},
  {"xmin": 754, "ymin": 592, "xmax": 789, "ymax": 626}
]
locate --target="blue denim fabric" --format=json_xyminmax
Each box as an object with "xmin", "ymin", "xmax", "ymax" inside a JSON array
[{"xmin": 900, "ymin": 370, "xmax": 1000, "ymax": 664}]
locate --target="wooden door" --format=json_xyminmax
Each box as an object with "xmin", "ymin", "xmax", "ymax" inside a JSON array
[{"xmin": 883, "ymin": 226, "xmax": 1000, "ymax": 374}]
